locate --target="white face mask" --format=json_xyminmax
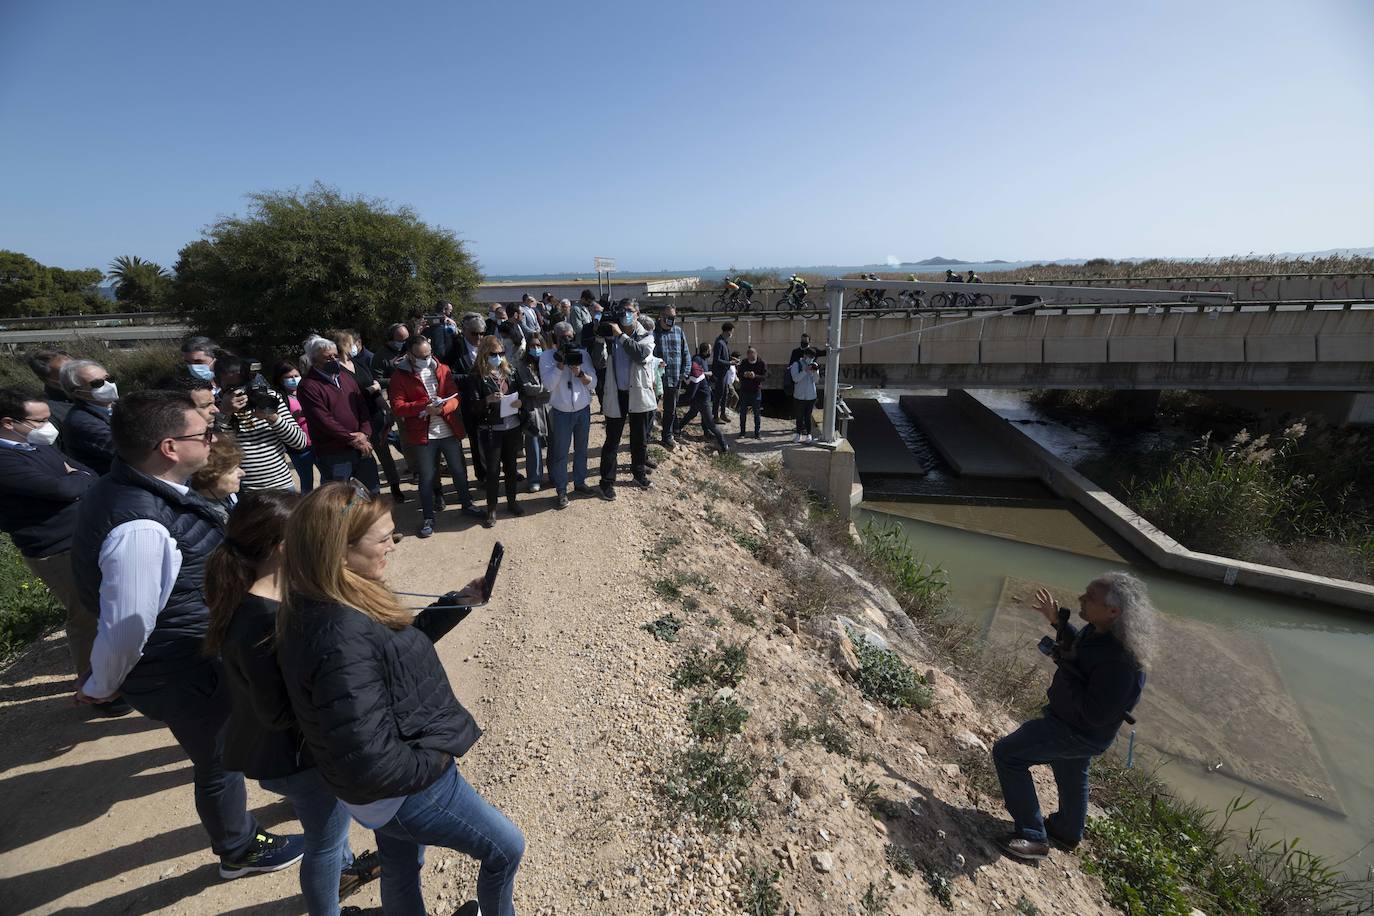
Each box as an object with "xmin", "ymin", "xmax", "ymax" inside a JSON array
[
  {"xmin": 90, "ymin": 381, "xmax": 119, "ymax": 404},
  {"xmin": 26, "ymin": 421, "xmax": 59, "ymax": 447},
  {"xmin": 349, "ymin": 346, "xmax": 360, "ymax": 357}
]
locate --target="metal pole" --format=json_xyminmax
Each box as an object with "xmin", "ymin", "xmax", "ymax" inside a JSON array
[{"xmin": 822, "ymin": 285, "xmax": 843, "ymax": 443}]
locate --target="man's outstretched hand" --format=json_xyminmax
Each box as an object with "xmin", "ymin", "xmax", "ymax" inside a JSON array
[{"xmin": 1031, "ymin": 587, "xmax": 1059, "ymax": 628}]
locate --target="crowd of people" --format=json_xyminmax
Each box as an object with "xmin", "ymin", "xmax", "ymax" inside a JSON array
[{"xmin": 0, "ymin": 293, "xmax": 835, "ymax": 915}]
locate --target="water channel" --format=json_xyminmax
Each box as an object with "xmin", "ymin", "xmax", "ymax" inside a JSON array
[{"xmin": 849, "ymin": 389, "xmax": 1374, "ymax": 875}]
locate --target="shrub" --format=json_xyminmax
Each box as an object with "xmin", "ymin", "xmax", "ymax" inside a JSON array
[
  {"xmin": 923, "ymin": 866, "xmax": 954, "ymax": 909},
  {"xmin": 860, "ymin": 520, "xmax": 949, "ymax": 613},
  {"xmin": 0, "ymin": 535, "xmax": 64, "ymax": 661},
  {"xmin": 663, "ymin": 746, "xmax": 758, "ymax": 829},
  {"xmin": 688, "ymin": 694, "xmax": 749, "ymax": 741},
  {"xmin": 673, "ymin": 642, "xmax": 748, "ymax": 691},
  {"xmin": 884, "ymin": 843, "xmax": 916, "ymax": 877},
  {"xmin": 738, "ymin": 864, "xmax": 782, "ymax": 916},
  {"xmin": 642, "ymin": 613, "xmax": 683, "ymax": 642},
  {"xmin": 848, "ymin": 630, "xmax": 933, "ymax": 710}
]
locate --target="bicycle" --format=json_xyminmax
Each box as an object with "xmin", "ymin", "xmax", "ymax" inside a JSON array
[
  {"xmin": 851, "ymin": 289, "xmax": 895, "ymax": 309},
  {"xmin": 897, "ymin": 289, "xmax": 929, "ymax": 310},
  {"xmin": 930, "ymin": 290, "xmax": 994, "ymax": 309},
  {"xmin": 780, "ymin": 290, "xmax": 815, "ymax": 311},
  {"xmin": 713, "ymin": 289, "xmax": 754, "ymax": 311}
]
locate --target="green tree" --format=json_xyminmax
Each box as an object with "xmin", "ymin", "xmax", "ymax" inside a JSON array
[
  {"xmin": 108, "ymin": 255, "xmax": 172, "ymax": 311},
  {"xmin": 172, "ymin": 184, "xmax": 482, "ymax": 345},
  {"xmin": 0, "ymin": 250, "xmax": 109, "ymax": 318}
]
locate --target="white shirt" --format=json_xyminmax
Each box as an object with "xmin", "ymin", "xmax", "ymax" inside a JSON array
[
  {"xmin": 415, "ymin": 362, "xmax": 452, "ymax": 440},
  {"xmin": 539, "ymin": 349, "xmax": 596, "ymax": 413},
  {"xmin": 84, "ymin": 482, "xmax": 190, "ymax": 697}
]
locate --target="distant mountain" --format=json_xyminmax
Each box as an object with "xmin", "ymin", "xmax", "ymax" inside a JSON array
[{"xmin": 908, "ymin": 256, "xmax": 968, "ymax": 266}]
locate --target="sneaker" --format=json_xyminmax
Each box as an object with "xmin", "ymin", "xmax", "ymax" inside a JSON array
[
  {"xmin": 663, "ymin": 439, "xmax": 676, "ymax": 450},
  {"xmin": 451, "ymin": 902, "xmax": 481, "ymax": 916},
  {"xmin": 754, "ymin": 431, "xmax": 762, "ymax": 440},
  {"xmin": 219, "ymin": 831, "xmax": 304, "ymax": 880},
  {"xmin": 573, "ymin": 484, "xmax": 596, "ymax": 497},
  {"xmin": 506, "ymin": 501, "xmax": 526, "ymax": 517},
  {"xmin": 529, "ymin": 482, "xmax": 542, "ymax": 493},
  {"xmin": 461, "ymin": 503, "xmax": 486, "ymax": 520},
  {"xmin": 597, "ymin": 485, "xmax": 617, "ymax": 501},
  {"xmin": 555, "ymin": 493, "xmax": 569, "ymax": 510},
  {"xmin": 996, "ymin": 833, "xmax": 1050, "ymax": 861},
  {"xmin": 632, "ymin": 475, "xmax": 652, "ymax": 489},
  {"xmin": 418, "ymin": 519, "xmax": 435, "ymax": 539},
  {"xmin": 792, "ymin": 433, "xmax": 801, "ymax": 443},
  {"xmin": 482, "ymin": 511, "xmax": 496, "ymax": 529},
  {"xmin": 802, "ymin": 435, "xmax": 813, "ymax": 443},
  {"xmin": 434, "ymin": 493, "xmax": 447, "ymax": 511},
  {"xmin": 339, "ymin": 849, "xmax": 381, "ymax": 900},
  {"xmin": 92, "ymin": 697, "xmax": 134, "ymax": 718},
  {"xmin": 341, "ymin": 908, "xmax": 382, "ymax": 915}
]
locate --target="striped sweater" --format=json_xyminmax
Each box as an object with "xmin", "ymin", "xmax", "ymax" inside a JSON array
[{"xmin": 221, "ymin": 399, "xmax": 307, "ymax": 491}]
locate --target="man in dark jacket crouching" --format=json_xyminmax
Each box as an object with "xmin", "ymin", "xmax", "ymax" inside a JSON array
[{"xmin": 992, "ymin": 572, "xmax": 1154, "ymax": 861}]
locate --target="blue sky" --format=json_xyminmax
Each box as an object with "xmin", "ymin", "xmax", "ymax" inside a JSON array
[{"xmin": 2, "ymin": 0, "xmax": 1371, "ymax": 276}]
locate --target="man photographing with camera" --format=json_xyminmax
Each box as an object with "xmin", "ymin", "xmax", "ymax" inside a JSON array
[{"xmin": 991, "ymin": 572, "xmax": 1154, "ymax": 861}]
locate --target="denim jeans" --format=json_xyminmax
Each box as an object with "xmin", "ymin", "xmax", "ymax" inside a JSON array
[
  {"xmin": 119, "ymin": 660, "xmax": 257, "ymax": 861},
  {"xmin": 738, "ymin": 390, "xmax": 762, "ymax": 436},
  {"xmin": 992, "ymin": 714, "xmax": 1111, "ymax": 843},
  {"xmin": 315, "ymin": 448, "xmax": 380, "ymax": 492},
  {"xmin": 260, "ymin": 768, "xmax": 354, "ymax": 916},
  {"xmin": 549, "ymin": 407, "xmax": 590, "ymax": 494},
  {"xmin": 291, "ymin": 448, "xmax": 316, "ymax": 494},
  {"xmin": 525, "ymin": 429, "xmax": 544, "ymax": 486},
  {"xmin": 414, "ymin": 435, "xmax": 475, "ymax": 519},
  {"xmin": 374, "ymin": 763, "xmax": 524, "ymax": 916},
  {"xmin": 660, "ymin": 386, "xmax": 681, "ymax": 444}
]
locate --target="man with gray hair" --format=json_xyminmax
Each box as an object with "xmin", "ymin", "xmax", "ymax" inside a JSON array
[
  {"xmin": 295, "ymin": 336, "xmax": 380, "ymax": 490},
  {"xmin": 992, "ymin": 572, "xmax": 1153, "ymax": 861},
  {"xmin": 59, "ymin": 358, "xmax": 120, "ymax": 474}
]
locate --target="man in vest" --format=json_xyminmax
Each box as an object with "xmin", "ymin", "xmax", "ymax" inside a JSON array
[{"xmin": 73, "ymin": 390, "xmax": 303, "ymax": 879}]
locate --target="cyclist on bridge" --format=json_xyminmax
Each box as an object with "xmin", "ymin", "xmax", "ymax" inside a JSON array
[
  {"xmin": 722, "ymin": 275, "xmax": 754, "ymax": 307},
  {"xmin": 966, "ymin": 270, "xmax": 982, "ymax": 283},
  {"xmin": 784, "ymin": 273, "xmax": 809, "ymax": 305},
  {"xmin": 945, "ymin": 268, "xmax": 963, "ymax": 283},
  {"xmin": 859, "ymin": 273, "xmax": 887, "ymax": 306}
]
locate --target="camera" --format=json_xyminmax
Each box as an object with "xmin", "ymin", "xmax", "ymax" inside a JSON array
[
  {"xmin": 556, "ymin": 344, "xmax": 584, "ymax": 368},
  {"xmin": 597, "ymin": 303, "xmax": 628, "ymax": 338},
  {"xmin": 245, "ymin": 361, "xmax": 280, "ymax": 412}
]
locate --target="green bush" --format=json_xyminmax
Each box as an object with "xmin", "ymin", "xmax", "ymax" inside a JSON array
[
  {"xmin": 643, "ymin": 613, "xmax": 684, "ymax": 642},
  {"xmin": 672, "ymin": 642, "xmax": 749, "ymax": 691},
  {"xmin": 0, "ymin": 341, "xmax": 182, "ymax": 396},
  {"xmin": 739, "ymin": 864, "xmax": 782, "ymax": 916},
  {"xmin": 663, "ymin": 746, "xmax": 758, "ymax": 829},
  {"xmin": 688, "ymin": 694, "xmax": 749, "ymax": 741},
  {"xmin": 848, "ymin": 630, "xmax": 933, "ymax": 711},
  {"xmin": 0, "ymin": 535, "xmax": 64, "ymax": 661}
]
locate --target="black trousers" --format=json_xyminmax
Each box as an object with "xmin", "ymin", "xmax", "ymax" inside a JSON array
[
  {"xmin": 600, "ymin": 389, "xmax": 650, "ymax": 485},
  {"xmin": 660, "ymin": 386, "xmax": 682, "ymax": 444},
  {"xmin": 794, "ymin": 397, "xmax": 815, "ymax": 436},
  {"xmin": 680, "ymin": 391, "xmax": 728, "ymax": 451},
  {"xmin": 120, "ymin": 660, "xmax": 257, "ymax": 860},
  {"xmin": 480, "ymin": 426, "xmax": 521, "ymax": 508}
]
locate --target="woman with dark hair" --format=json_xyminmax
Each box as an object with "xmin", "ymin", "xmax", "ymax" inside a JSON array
[
  {"xmin": 203, "ymin": 491, "xmax": 379, "ymax": 915},
  {"xmin": 677, "ymin": 342, "xmax": 729, "ymax": 452},
  {"xmin": 276, "ymin": 483, "xmax": 523, "ymax": 916},
  {"xmin": 471, "ymin": 336, "xmax": 524, "ymax": 529},
  {"xmin": 270, "ymin": 359, "xmax": 314, "ymax": 493},
  {"xmin": 515, "ymin": 333, "xmax": 550, "ymax": 492}
]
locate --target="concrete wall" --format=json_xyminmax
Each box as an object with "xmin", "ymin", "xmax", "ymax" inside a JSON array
[
  {"xmin": 781, "ymin": 440, "xmax": 862, "ymax": 520},
  {"xmin": 947, "ymin": 390, "xmax": 1374, "ymax": 613},
  {"xmin": 473, "ymin": 277, "xmax": 700, "ymax": 304}
]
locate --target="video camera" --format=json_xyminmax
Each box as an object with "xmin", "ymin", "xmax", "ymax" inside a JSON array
[
  {"xmin": 555, "ymin": 344, "xmax": 584, "ymax": 368},
  {"xmin": 234, "ymin": 360, "xmax": 280, "ymax": 413},
  {"xmin": 597, "ymin": 303, "xmax": 629, "ymax": 338}
]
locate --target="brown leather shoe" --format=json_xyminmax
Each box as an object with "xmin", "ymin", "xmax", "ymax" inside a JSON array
[
  {"xmin": 996, "ymin": 833, "xmax": 1049, "ymax": 861},
  {"xmin": 339, "ymin": 849, "xmax": 381, "ymax": 900}
]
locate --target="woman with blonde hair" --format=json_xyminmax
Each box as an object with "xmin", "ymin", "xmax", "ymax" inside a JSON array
[
  {"xmin": 203, "ymin": 490, "xmax": 379, "ymax": 913},
  {"xmin": 470, "ymin": 335, "xmax": 524, "ymax": 528},
  {"xmin": 190, "ymin": 432, "xmax": 246, "ymax": 517},
  {"xmin": 275, "ymin": 482, "xmax": 523, "ymax": 916}
]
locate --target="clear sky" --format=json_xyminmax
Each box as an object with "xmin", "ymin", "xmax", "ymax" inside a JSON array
[{"xmin": 2, "ymin": 0, "xmax": 1371, "ymax": 276}]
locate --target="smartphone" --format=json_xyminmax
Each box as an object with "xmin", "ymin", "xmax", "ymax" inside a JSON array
[{"xmin": 481, "ymin": 541, "xmax": 504, "ymax": 603}]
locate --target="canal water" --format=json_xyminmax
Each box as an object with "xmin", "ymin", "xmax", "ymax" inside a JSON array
[{"xmin": 850, "ymin": 389, "xmax": 1374, "ymax": 875}]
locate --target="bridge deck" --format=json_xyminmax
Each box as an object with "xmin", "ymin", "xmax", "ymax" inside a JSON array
[
  {"xmin": 900, "ymin": 395, "xmax": 1038, "ymax": 479},
  {"xmin": 843, "ymin": 399, "xmax": 928, "ymax": 478}
]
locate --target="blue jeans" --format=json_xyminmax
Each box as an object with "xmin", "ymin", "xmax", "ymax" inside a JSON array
[
  {"xmin": 738, "ymin": 390, "xmax": 762, "ymax": 435},
  {"xmin": 374, "ymin": 763, "xmax": 524, "ymax": 916},
  {"xmin": 292, "ymin": 448, "xmax": 316, "ymax": 494},
  {"xmin": 992, "ymin": 714, "xmax": 1110, "ymax": 843},
  {"xmin": 549, "ymin": 406, "xmax": 590, "ymax": 494},
  {"xmin": 525, "ymin": 428, "xmax": 544, "ymax": 486},
  {"xmin": 260, "ymin": 768, "xmax": 354, "ymax": 916},
  {"xmin": 415, "ymin": 436, "xmax": 475, "ymax": 519},
  {"xmin": 315, "ymin": 448, "xmax": 380, "ymax": 492}
]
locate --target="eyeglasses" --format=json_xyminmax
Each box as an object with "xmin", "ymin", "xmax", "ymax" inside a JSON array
[
  {"xmin": 168, "ymin": 427, "xmax": 215, "ymax": 444},
  {"xmin": 341, "ymin": 477, "xmax": 372, "ymax": 515}
]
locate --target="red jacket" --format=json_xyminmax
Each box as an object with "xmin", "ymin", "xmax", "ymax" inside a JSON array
[{"xmin": 388, "ymin": 359, "xmax": 467, "ymax": 446}]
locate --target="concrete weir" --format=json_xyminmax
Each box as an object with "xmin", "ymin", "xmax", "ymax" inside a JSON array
[
  {"xmin": 843, "ymin": 399, "xmax": 928, "ymax": 478},
  {"xmin": 898, "ymin": 395, "xmax": 1037, "ymax": 478}
]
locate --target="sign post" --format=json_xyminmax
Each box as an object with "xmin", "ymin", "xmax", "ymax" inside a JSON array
[{"xmin": 594, "ymin": 257, "xmax": 616, "ymax": 302}]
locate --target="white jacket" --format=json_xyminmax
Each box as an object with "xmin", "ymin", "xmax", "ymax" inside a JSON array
[{"xmin": 602, "ymin": 329, "xmax": 657, "ymax": 417}]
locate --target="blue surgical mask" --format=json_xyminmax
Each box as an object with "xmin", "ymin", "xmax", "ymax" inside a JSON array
[
  {"xmin": 488, "ymin": 355, "xmax": 504, "ymax": 369},
  {"xmin": 620, "ymin": 313, "xmax": 635, "ymax": 326},
  {"xmin": 188, "ymin": 363, "xmax": 214, "ymax": 381},
  {"xmin": 283, "ymin": 376, "xmax": 300, "ymax": 391},
  {"xmin": 530, "ymin": 347, "xmax": 543, "ymax": 357}
]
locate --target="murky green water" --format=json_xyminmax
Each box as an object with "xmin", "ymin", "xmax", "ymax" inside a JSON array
[{"xmin": 856, "ymin": 501, "xmax": 1374, "ymax": 875}]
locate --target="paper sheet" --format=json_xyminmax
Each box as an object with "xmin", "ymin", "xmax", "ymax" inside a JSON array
[{"xmin": 499, "ymin": 392, "xmax": 519, "ymax": 417}]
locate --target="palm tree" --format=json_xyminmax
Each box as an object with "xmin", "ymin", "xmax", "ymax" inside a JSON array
[{"xmin": 107, "ymin": 255, "xmax": 172, "ymax": 310}]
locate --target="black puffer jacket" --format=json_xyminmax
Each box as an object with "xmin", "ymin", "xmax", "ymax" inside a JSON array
[{"xmin": 276, "ymin": 594, "xmax": 482, "ymax": 805}]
